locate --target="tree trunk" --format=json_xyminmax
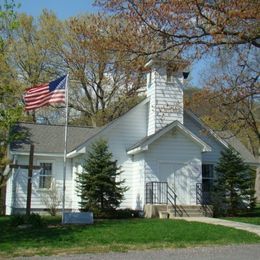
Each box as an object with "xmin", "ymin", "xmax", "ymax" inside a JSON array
[
  {"xmin": 255, "ymin": 155, "xmax": 260, "ymax": 203},
  {"xmin": 0, "ymin": 185, "xmax": 6, "ymax": 215}
]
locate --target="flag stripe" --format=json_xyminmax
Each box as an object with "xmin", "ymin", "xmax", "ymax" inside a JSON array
[
  {"xmin": 25, "ymin": 88, "xmax": 50, "ymax": 98},
  {"xmin": 25, "ymin": 91, "xmax": 65, "ymax": 105},
  {"xmin": 25, "ymin": 93, "xmax": 65, "ymax": 107},
  {"xmin": 24, "ymin": 90, "xmax": 65, "ymax": 102},
  {"xmin": 25, "ymin": 99, "xmax": 65, "ymax": 110},
  {"xmin": 24, "ymin": 91, "xmax": 50, "ymax": 102},
  {"xmin": 26, "ymin": 84, "xmax": 49, "ymax": 93},
  {"xmin": 25, "ymin": 95, "xmax": 66, "ymax": 110},
  {"xmin": 23, "ymin": 75, "xmax": 67, "ymax": 111}
]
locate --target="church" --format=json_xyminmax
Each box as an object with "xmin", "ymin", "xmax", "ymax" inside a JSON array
[{"xmin": 5, "ymin": 57, "xmax": 258, "ymax": 216}]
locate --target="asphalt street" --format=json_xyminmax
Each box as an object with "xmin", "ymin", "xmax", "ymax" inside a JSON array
[{"xmin": 15, "ymin": 244, "xmax": 260, "ymax": 260}]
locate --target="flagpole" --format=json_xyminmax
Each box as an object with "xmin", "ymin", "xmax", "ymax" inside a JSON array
[{"xmin": 62, "ymin": 74, "xmax": 69, "ymax": 224}]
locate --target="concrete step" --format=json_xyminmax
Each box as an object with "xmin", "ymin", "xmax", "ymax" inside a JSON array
[
  {"xmin": 169, "ymin": 209, "xmax": 203, "ymax": 214},
  {"xmin": 168, "ymin": 205, "xmax": 208, "ymax": 217},
  {"xmin": 144, "ymin": 204, "xmax": 213, "ymax": 218},
  {"xmin": 159, "ymin": 211, "xmax": 169, "ymax": 219},
  {"xmin": 169, "ymin": 208, "xmax": 203, "ymax": 212},
  {"xmin": 169, "ymin": 212, "xmax": 205, "ymax": 218},
  {"xmin": 169, "ymin": 211, "xmax": 205, "ymax": 217}
]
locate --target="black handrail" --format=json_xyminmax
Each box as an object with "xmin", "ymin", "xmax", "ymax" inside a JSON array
[
  {"xmin": 196, "ymin": 183, "xmax": 212, "ymax": 205},
  {"xmin": 196, "ymin": 183, "xmax": 213, "ymax": 216},
  {"xmin": 145, "ymin": 182, "xmax": 183, "ymax": 217},
  {"xmin": 167, "ymin": 185, "xmax": 180, "ymax": 217},
  {"xmin": 145, "ymin": 182, "xmax": 168, "ymax": 204},
  {"xmin": 196, "ymin": 183, "xmax": 203, "ymax": 205},
  {"xmin": 167, "ymin": 187, "xmax": 190, "ymax": 217}
]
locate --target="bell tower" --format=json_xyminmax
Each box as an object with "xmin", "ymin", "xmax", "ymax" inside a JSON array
[{"xmin": 146, "ymin": 57, "xmax": 189, "ymax": 136}]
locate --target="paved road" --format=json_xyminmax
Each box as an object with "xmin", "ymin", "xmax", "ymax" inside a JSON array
[{"xmin": 16, "ymin": 244, "xmax": 260, "ymax": 260}]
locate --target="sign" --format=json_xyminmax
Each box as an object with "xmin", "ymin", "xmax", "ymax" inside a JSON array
[{"xmin": 63, "ymin": 212, "xmax": 94, "ymax": 224}]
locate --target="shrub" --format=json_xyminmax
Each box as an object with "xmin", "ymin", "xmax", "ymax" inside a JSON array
[
  {"xmin": 10, "ymin": 213, "xmax": 45, "ymax": 228},
  {"xmin": 212, "ymin": 147, "xmax": 256, "ymax": 217},
  {"xmin": 10, "ymin": 214, "xmax": 25, "ymax": 227},
  {"xmin": 41, "ymin": 180, "xmax": 62, "ymax": 216},
  {"xmin": 92, "ymin": 208, "xmax": 142, "ymax": 219},
  {"xmin": 27, "ymin": 213, "xmax": 45, "ymax": 227},
  {"xmin": 77, "ymin": 139, "xmax": 128, "ymax": 212}
]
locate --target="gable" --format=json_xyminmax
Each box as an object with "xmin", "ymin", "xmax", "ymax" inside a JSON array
[
  {"xmin": 127, "ymin": 121, "xmax": 211, "ymax": 155},
  {"xmin": 145, "ymin": 128, "xmax": 203, "ymax": 164},
  {"xmin": 67, "ymin": 98, "xmax": 149, "ymax": 158}
]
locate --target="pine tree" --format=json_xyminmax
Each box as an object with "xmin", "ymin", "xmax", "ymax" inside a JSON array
[
  {"xmin": 76, "ymin": 139, "xmax": 128, "ymax": 212},
  {"xmin": 213, "ymin": 147, "xmax": 256, "ymax": 216}
]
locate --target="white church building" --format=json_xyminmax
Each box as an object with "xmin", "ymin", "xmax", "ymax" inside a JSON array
[{"xmin": 5, "ymin": 57, "xmax": 257, "ymax": 216}]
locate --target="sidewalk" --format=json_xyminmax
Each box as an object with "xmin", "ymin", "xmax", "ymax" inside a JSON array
[{"xmin": 175, "ymin": 217, "xmax": 260, "ymax": 236}]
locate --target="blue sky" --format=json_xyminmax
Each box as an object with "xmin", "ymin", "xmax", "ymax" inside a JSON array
[{"xmin": 18, "ymin": 0, "xmax": 99, "ymax": 19}]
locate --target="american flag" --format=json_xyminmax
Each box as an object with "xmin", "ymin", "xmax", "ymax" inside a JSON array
[{"xmin": 24, "ymin": 75, "xmax": 67, "ymax": 111}]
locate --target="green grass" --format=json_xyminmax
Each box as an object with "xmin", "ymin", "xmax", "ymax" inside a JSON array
[
  {"xmin": 222, "ymin": 204, "xmax": 260, "ymax": 225},
  {"xmin": 0, "ymin": 217, "xmax": 259, "ymax": 257}
]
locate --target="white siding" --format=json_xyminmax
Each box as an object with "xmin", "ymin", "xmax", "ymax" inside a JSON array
[
  {"xmin": 5, "ymin": 168, "xmax": 19, "ymax": 215},
  {"xmin": 72, "ymin": 101, "xmax": 148, "ymax": 210},
  {"xmin": 71, "ymin": 157, "xmax": 84, "ymax": 211},
  {"xmin": 184, "ymin": 113, "xmax": 225, "ymax": 163},
  {"xmin": 131, "ymin": 153, "xmax": 145, "ymax": 210},
  {"xmin": 144, "ymin": 129, "xmax": 202, "ymax": 205},
  {"xmin": 7, "ymin": 155, "xmax": 73, "ymax": 214},
  {"xmin": 147, "ymin": 69, "xmax": 156, "ymax": 135},
  {"xmin": 147, "ymin": 65, "xmax": 184, "ymax": 136}
]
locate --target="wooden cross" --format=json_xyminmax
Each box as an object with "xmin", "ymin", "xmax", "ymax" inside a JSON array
[{"xmin": 10, "ymin": 144, "xmax": 43, "ymax": 216}]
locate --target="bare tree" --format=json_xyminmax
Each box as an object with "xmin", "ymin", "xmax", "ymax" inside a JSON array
[{"xmin": 41, "ymin": 179, "xmax": 62, "ymax": 216}]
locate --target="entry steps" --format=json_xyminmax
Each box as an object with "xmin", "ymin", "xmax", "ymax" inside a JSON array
[{"xmin": 159, "ymin": 205, "xmax": 213, "ymax": 219}]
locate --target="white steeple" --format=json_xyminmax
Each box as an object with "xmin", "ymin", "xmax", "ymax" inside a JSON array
[{"xmin": 145, "ymin": 57, "xmax": 189, "ymax": 136}]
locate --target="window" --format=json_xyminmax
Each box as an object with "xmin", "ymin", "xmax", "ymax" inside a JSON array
[
  {"xmin": 39, "ymin": 163, "xmax": 52, "ymax": 189},
  {"xmin": 202, "ymin": 164, "xmax": 214, "ymax": 203},
  {"xmin": 202, "ymin": 164, "xmax": 214, "ymax": 192},
  {"xmin": 202, "ymin": 164, "xmax": 214, "ymax": 178}
]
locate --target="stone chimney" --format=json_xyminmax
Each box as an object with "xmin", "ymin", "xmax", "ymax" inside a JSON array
[{"xmin": 145, "ymin": 57, "xmax": 189, "ymax": 136}]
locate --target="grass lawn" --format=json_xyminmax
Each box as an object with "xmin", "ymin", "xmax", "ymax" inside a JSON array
[
  {"xmin": 0, "ymin": 217, "xmax": 259, "ymax": 258},
  {"xmin": 222, "ymin": 204, "xmax": 260, "ymax": 225}
]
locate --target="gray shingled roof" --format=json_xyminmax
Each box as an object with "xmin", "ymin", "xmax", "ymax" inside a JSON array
[
  {"xmin": 217, "ymin": 131, "xmax": 258, "ymax": 165},
  {"xmin": 11, "ymin": 123, "xmax": 100, "ymax": 154}
]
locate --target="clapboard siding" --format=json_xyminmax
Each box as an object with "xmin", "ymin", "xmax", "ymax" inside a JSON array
[
  {"xmin": 131, "ymin": 153, "xmax": 145, "ymax": 209},
  {"xmin": 72, "ymin": 101, "xmax": 148, "ymax": 209},
  {"xmin": 5, "ymin": 169, "xmax": 16, "ymax": 215},
  {"xmin": 147, "ymin": 65, "xmax": 184, "ymax": 136},
  {"xmin": 147, "ymin": 69, "xmax": 156, "ymax": 135},
  {"xmin": 144, "ymin": 129, "xmax": 202, "ymax": 205},
  {"xmin": 71, "ymin": 158, "xmax": 83, "ymax": 210},
  {"xmin": 184, "ymin": 112, "xmax": 225, "ymax": 163},
  {"xmin": 8, "ymin": 155, "xmax": 73, "ymax": 213}
]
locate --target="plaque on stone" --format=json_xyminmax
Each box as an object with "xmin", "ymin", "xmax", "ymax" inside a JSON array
[{"xmin": 63, "ymin": 212, "xmax": 94, "ymax": 224}]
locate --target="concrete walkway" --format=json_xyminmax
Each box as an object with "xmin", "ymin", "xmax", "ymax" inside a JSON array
[{"xmin": 175, "ymin": 217, "xmax": 260, "ymax": 236}]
